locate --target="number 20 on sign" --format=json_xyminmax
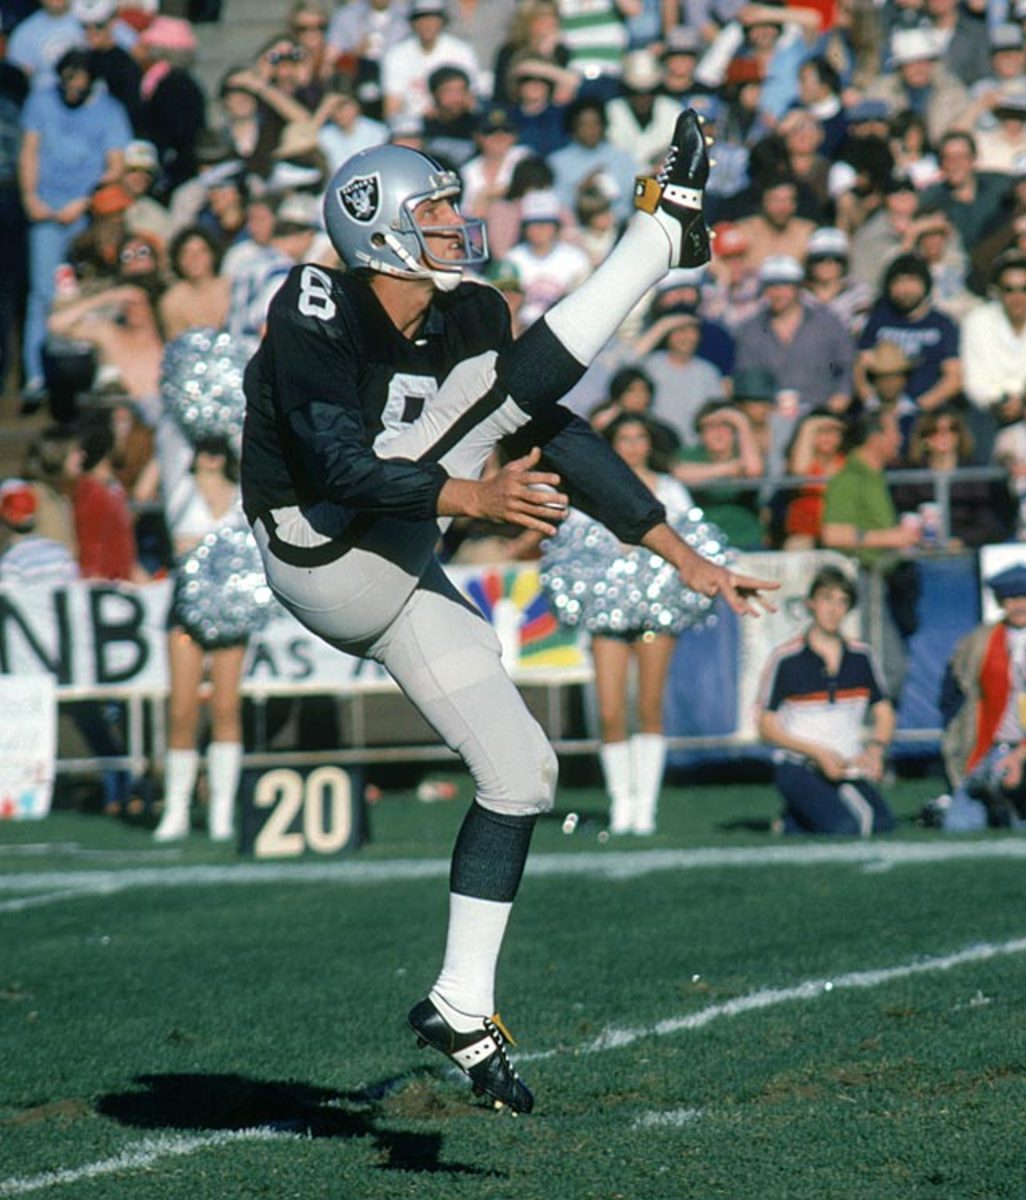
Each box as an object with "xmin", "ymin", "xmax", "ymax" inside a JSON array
[{"xmin": 240, "ymin": 765, "xmax": 367, "ymax": 857}]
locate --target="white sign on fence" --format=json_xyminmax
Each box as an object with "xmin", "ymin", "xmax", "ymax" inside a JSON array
[{"xmin": 0, "ymin": 673, "xmax": 57, "ymax": 819}]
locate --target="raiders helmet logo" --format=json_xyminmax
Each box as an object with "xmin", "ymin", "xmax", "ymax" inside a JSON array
[{"xmin": 338, "ymin": 173, "xmax": 381, "ymax": 224}]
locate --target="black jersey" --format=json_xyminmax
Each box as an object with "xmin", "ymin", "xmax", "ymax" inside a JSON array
[{"xmin": 241, "ymin": 265, "xmax": 512, "ymax": 523}]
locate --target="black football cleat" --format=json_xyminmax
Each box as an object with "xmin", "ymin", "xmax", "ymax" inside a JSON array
[
  {"xmin": 633, "ymin": 108, "xmax": 712, "ymax": 268},
  {"xmin": 409, "ymin": 997, "xmax": 535, "ymax": 1114}
]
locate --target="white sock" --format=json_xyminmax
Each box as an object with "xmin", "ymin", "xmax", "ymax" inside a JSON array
[
  {"xmin": 599, "ymin": 740, "xmax": 634, "ymax": 834},
  {"xmin": 431, "ymin": 892, "xmax": 512, "ymax": 1027},
  {"xmin": 631, "ymin": 733, "xmax": 666, "ymax": 835},
  {"xmin": 544, "ymin": 212, "xmax": 675, "ymax": 365},
  {"xmin": 206, "ymin": 741, "xmax": 241, "ymax": 841},
  {"xmin": 154, "ymin": 748, "xmax": 199, "ymax": 841}
]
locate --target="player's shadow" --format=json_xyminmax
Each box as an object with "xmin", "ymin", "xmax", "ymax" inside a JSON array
[{"xmin": 96, "ymin": 1072, "xmax": 498, "ymax": 1177}]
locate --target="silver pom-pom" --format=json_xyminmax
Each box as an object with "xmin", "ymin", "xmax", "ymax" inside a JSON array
[
  {"xmin": 540, "ymin": 506, "xmax": 732, "ymax": 636},
  {"xmin": 159, "ymin": 328, "xmax": 249, "ymax": 446},
  {"xmin": 172, "ymin": 525, "xmax": 278, "ymax": 649}
]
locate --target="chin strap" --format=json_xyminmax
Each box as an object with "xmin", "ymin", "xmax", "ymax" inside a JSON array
[{"xmin": 380, "ymin": 230, "xmax": 464, "ymax": 291}]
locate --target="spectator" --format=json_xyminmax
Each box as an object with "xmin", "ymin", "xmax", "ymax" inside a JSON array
[
  {"xmin": 866, "ymin": 27, "xmax": 969, "ymax": 147},
  {"xmin": 314, "ymin": 83, "xmax": 388, "ymax": 173},
  {"xmin": 633, "ymin": 306, "xmax": 725, "ymax": 445},
  {"xmin": 887, "ymin": 110, "xmax": 941, "ymax": 191},
  {"xmin": 893, "ymin": 407, "xmax": 1013, "ymax": 548},
  {"xmin": 969, "ymin": 158, "xmax": 1026, "ymax": 288},
  {"xmin": 153, "ymin": 427, "xmax": 248, "ymax": 844},
  {"xmin": 776, "ymin": 107, "xmax": 831, "ymax": 215},
  {"xmin": 850, "ymin": 174, "xmax": 921, "ymax": 291},
  {"xmin": 918, "ymin": 129, "xmax": 1011, "ymax": 251},
  {"xmin": 796, "ymin": 55, "xmax": 847, "ymax": 156},
  {"xmin": 47, "ymin": 281, "xmax": 163, "ymax": 403},
  {"xmin": 491, "ymin": 0, "xmax": 572, "ymax": 107},
  {"xmin": 0, "ymin": 477, "xmax": 79, "ymax": 586},
  {"xmin": 547, "ymin": 96, "xmax": 639, "ymax": 224},
  {"xmin": 821, "ymin": 407, "xmax": 922, "ymax": 565},
  {"xmin": 658, "ymin": 25, "xmax": 705, "ymax": 107},
  {"xmin": 781, "ymin": 409, "xmax": 848, "ymax": 549},
  {"xmin": 6, "ymin": 0, "xmax": 81, "ymax": 91},
  {"xmin": 674, "ymin": 400, "xmax": 765, "ymax": 550},
  {"xmin": 959, "ymin": 22, "xmax": 1026, "ymax": 135},
  {"xmin": 504, "ymin": 188, "xmax": 590, "ymax": 329},
  {"xmin": 859, "ymin": 339, "xmax": 919, "ymax": 449},
  {"xmin": 704, "ymin": 221, "xmax": 761, "ymax": 330},
  {"xmin": 326, "ymin": 0, "xmax": 409, "ymax": 120},
  {"xmin": 731, "ymin": 363, "xmax": 786, "ymax": 476},
  {"xmin": 697, "ymin": 3, "xmax": 821, "ymax": 125},
  {"xmin": 159, "ymin": 225, "xmax": 230, "ymax": 340},
  {"xmin": 226, "ymin": 191, "xmax": 320, "ymax": 345},
  {"xmin": 555, "ymin": 0, "xmax": 628, "ymax": 103},
  {"xmin": 135, "ymin": 17, "xmax": 207, "ymax": 199},
  {"xmin": 70, "ymin": 413, "xmax": 147, "ymax": 582},
  {"xmin": 933, "ymin": 563, "xmax": 1026, "ymax": 831},
  {"xmin": 21, "ymin": 424, "xmax": 79, "ymax": 556},
  {"xmin": 735, "ymin": 175, "xmax": 815, "ymax": 269},
  {"xmin": 77, "ymin": 0, "xmax": 141, "ymax": 129},
  {"xmin": 972, "ymin": 82, "xmax": 1026, "ymax": 177},
  {"xmin": 67, "ymin": 182, "xmax": 134, "ymax": 286},
  {"xmin": 734, "ymin": 254, "xmax": 855, "ymax": 419},
  {"xmin": 121, "ymin": 139, "xmax": 173, "ymax": 248},
  {"xmin": 288, "ymin": 0, "xmax": 337, "ymax": 89},
  {"xmin": 923, "ymin": 0, "xmax": 990, "ymax": 89},
  {"xmin": 484, "ymin": 256, "xmax": 527, "ymax": 336},
  {"xmin": 640, "ymin": 266, "xmax": 736, "ymax": 375},
  {"xmin": 757, "ymin": 564, "xmax": 896, "ymax": 837},
  {"xmin": 17, "ymin": 47, "xmax": 130, "ymax": 409},
  {"xmin": 382, "ymin": 0, "xmax": 480, "ymax": 121},
  {"xmin": 802, "ymin": 225, "xmax": 873, "ymax": 335},
  {"xmin": 587, "ymin": 364, "xmax": 681, "ymax": 471},
  {"xmin": 465, "ymin": 151, "xmax": 556, "ymax": 260},
  {"xmin": 574, "ymin": 180, "xmax": 617, "ymax": 266},
  {"xmin": 856, "ymin": 253, "xmax": 962, "ymax": 418},
  {"xmin": 0, "ymin": 60, "xmax": 29, "ymax": 400},
  {"xmin": 459, "ymin": 104, "xmax": 531, "ymax": 218},
  {"xmin": 423, "ymin": 64, "xmax": 480, "ymax": 168},
  {"xmin": 505, "ymin": 58, "xmax": 574, "ymax": 158},
  {"xmin": 909, "ymin": 204, "xmax": 972, "ymax": 320},
  {"xmin": 605, "ymin": 49, "xmax": 679, "ymax": 172}
]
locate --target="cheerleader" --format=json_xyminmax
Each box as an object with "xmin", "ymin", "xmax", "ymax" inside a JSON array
[
  {"xmin": 153, "ymin": 418, "xmax": 248, "ymax": 843},
  {"xmin": 542, "ymin": 412, "xmax": 729, "ymax": 835}
]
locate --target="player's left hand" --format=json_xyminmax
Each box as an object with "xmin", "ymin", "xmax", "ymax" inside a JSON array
[{"xmin": 680, "ymin": 560, "xmax": 779, "ymax": 617}]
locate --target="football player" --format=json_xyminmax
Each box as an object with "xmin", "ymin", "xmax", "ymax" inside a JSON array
[{"xmin": 241, "ymin": 110, "xmax": 778, "ymax": 1114}]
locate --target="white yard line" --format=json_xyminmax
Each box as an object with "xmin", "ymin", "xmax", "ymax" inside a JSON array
[
  {"xmin": 0, "ymin": 1129, "xmax": 297, "ymax": 1197},
  {"xmin": 2, "ymin": 839, "xmax": 1026, "ymax": 911},
  {"xmin": 567, "ymin": 935, "xmax": 1026, "ymax": 1057}
]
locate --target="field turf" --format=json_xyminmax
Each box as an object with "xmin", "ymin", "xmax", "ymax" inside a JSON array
[{"xmin": 2, "ymin": 774, "xmax": 1025, "ymax": 1199}]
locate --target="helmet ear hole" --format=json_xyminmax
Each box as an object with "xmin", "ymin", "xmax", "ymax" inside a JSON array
[{"xmin": 370, "ymin": 233, "xmax": 387, "ymax": 248}]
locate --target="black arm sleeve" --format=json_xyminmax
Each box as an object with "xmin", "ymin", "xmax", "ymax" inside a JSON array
[
  {"xmin": 505, "ymin": 405, "xmax": 666, "ymax": 544},
  {"xmin": 286, "ymin": 401, "xmax": 449, "ymax": 519}
]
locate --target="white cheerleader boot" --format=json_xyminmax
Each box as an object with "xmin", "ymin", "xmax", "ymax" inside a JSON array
[
  {"xmin": 600, "ymin": 741, "xmax": 634, "ymax": 834},
  {"xmin": 154, "ymin": 748, "xmax": 199, "ymax": 842},
  {"xmin": 207, "ymin": 741, "xmax": 241, "ymax": 842},
  {"xmin": 630, "ymin": 734, "xmax": 667, "ymax": 835}
]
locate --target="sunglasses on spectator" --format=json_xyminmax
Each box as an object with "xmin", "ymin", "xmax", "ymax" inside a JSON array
[
  {"xmin": 120, "ymin": 244, "xmax": 154, "ymax": 263},
  {"xmin": 293, "ymin": 19, "xmax": 327, "ymax": 31},
  {"xmin": 1000, "ymin": 283, "xmax": 1026, "ymax": 293},
  {"xmin": 268, "ymin": 47, "xmax": 305, "ymax": 64},
  {"xmin": 925, "ymin": 422, "xmax": 960, "ymax": 435}
]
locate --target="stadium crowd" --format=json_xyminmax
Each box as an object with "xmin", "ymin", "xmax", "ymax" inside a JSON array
[{"xmin": 3, "ymin": 0, "xmax": 1026, "ymax": 834}]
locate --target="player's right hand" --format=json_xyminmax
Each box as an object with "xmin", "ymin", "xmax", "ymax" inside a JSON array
[{"xmin": 474, "ymin": 446, "xmax": 568, "ymax": 536}]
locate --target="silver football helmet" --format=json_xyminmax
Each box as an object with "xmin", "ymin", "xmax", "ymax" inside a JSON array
[{"xmin": 323, "ymin": 144, "xmax": 488, "ymax": 291}]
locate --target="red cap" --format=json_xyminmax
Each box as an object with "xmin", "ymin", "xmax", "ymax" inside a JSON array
[
  {"xmin": 713, "ymin": 221, "xmax": 749, "ymax": 257},
  {"xmin": 0, "ymin": 481, "xmax": 37, "ymax": 529}
]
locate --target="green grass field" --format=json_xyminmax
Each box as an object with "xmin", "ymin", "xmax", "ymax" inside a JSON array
[{"xmin": 2, "ymin": 773, "xmax": 1026, "ymax": 1200}]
